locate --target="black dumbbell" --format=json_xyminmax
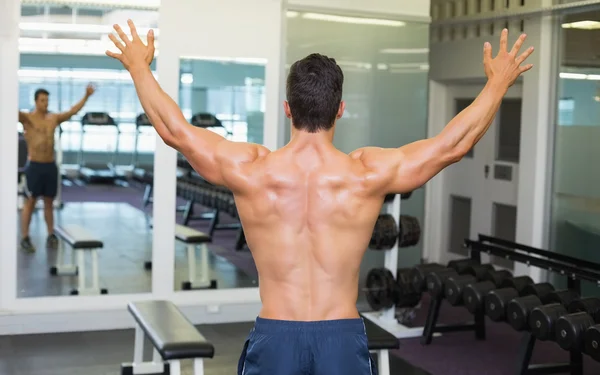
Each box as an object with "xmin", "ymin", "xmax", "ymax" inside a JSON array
[
  {"xmin": 506, "ymin": 289, "xmax": 579, "ymax": 331},
  {"xmin": 486, "ymin": 282, "xmax": 555, "ymax": 322},
  {"xmin": 463, "ymin": 264, "xmax": 495, "ymax": 280},
  {"xmin": 530, "ymin": 303, "xmax": 569, "ymax": 341},
  {"xmin": 483, "ymin": 269, "xmax": 513, "ymax": 287},
  {"xmin": 463, "ymin": 274, "xmax": 532, "ymax": 315},
  {"xmin": 445, "ymin": 265, "xmax": 498, "ymax": 307},
  {"xmin": 447, "ymin": 259, "xmax": 479, "ymax": 275},
  {"xmin": 409, "ymin": 263, "xmax": 445, "ymax": 293},
  {"xmin": 584, "ymin": 325, "xmax": 600, "ymax": 362},
  {"xmin": 425, "ymin": 268, "xmax": 459, "ymax": 298},
  {"xmin": 555, "ymin": 298, "xmax": 600, "ymax": 351},
  {"xmin": 396, "ymin": 268, "xmax": 423, "ymax": 308}
]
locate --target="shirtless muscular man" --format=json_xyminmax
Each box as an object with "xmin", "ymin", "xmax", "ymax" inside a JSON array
[
  {"xmin": 107, "ymin": 20, "xmax": 533, "ymax": 374},
  {"xmin": 19, "ymin": 85, "xmax": 95, "ymax": 252}
]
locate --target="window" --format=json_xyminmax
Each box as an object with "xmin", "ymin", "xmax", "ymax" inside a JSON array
[{"xmin": 558, "ymin": 98, "xmax": 575, "ymax": 126}]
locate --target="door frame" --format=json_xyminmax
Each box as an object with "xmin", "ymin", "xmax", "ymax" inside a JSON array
[{"xmin": 423, "ymin": 79, "xmax": 523, "ymax": 266}]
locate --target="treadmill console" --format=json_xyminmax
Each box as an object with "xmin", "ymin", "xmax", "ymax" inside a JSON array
[
  {"xmin": 191, "ymin": 113, "xmax": 222, "ymax": 129},
  {"xmin": 136, "ymin": 113, "xmax": 152, "ymax": 127},
  {"xmin": 82, "ymin": 112, "xmax": 116, "ymax": 126}
]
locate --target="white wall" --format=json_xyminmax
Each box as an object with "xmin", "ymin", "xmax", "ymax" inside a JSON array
[
  {"xmin": 0, "ymin": 0, "xmax": 20, "ymax": 310},
  {"xmin": 288, "ymin": 0, "xmax": 430, "ymax": 19}
]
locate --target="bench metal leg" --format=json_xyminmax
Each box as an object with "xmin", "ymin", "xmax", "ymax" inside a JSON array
[
  {"xmin": 50, "ymin": 241, "xmax": 77, "ymax": 276},
  {"xmin": 71, "ymin": 249, "xmax": 107, "ymax": 296},
  {"xmin": 377, "ymin": 349, "xmax": 390, "ymax": 375},
  {"xmin": 193, "ymin": 358, "xmax": 204, "ymax": 375},
  {"xmin": 182, "ymin": 244, "xmax": 217, "ymax": 290},
  {"xmin": 169, "ymin": 360, "xmax": 181, "ymax": 375},
  {"xmin": 121, "ymin": 323, "xmax": 167, "ymax": 375}
]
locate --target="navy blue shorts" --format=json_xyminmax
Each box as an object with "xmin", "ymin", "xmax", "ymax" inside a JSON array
[
  {"xmin": 237, "ymin": 317, "xmax": 377, "ymax": 375},
  {"xmin": 24, "ymin": 161, "xmax": 58, "ymax": 198}
]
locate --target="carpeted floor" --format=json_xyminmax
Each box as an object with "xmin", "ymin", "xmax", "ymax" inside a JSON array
[{"xmin": 59, "ymin": 182, "xmax": 600, "ymax": 375}]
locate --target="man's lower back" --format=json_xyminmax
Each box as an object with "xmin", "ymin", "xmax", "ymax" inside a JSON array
[{"xmin": 238, "ymin": 317, "xmax": 377, "ymax": 375}]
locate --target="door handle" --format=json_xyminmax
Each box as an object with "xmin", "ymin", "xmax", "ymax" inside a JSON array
[{"xmin": 484, "ymin": 164, "xmax": 490, "ymax": 179}]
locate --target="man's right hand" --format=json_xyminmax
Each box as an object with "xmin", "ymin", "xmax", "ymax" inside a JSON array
[
  {"xmin": 483, "ymin": 28, "xmax": 534, "ymax": 88},
  {"xmin": 106, "ymin": 19, "xmax": 156, "ymax": 72}
]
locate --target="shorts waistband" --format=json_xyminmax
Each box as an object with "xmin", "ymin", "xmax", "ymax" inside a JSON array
[{"xmin": 253, "ymin": 317, "xmax": 366, "ymax": 334}]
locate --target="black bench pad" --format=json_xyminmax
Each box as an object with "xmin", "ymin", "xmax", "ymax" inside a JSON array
[
  {"xmin": 55, "ymin": 224, "xmax": 103, "ymax": 249},
  {"xmin": 175, "ymin": 224, "xmax": 211, "ymax": 244},
  {"xmin": 128, "ymin": 301, "xmax": 214, "ymax": 360},
  {"xmin": 362, "ymin": 315, "xmax": 400, "ymax": 350}
]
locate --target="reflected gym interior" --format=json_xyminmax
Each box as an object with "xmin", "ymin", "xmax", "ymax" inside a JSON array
[{"xmin": 2, "ymin": 0, "xmax": 600, "ymax": 374}]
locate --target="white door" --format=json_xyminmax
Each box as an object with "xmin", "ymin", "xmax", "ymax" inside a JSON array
[{"xmin": 437, "ymin": 83, "xmax": 522, "ymax": 270}]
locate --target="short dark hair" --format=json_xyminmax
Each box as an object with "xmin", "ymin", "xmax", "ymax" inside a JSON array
[
  {"xmin": 34, "ymin": 88, "xmax": 49, "ymax": 101},
  {"xmin": 286, "ymin": 53, "xmax": 344, "ymax": 133}
]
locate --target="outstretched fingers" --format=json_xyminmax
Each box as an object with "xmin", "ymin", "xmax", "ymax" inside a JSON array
[
  {"xmin": 105, "ymin": 50, "xmax": 121, "ymax": 60},
  {"xmin": 499, "ymin": 28, "xmax": 508, "ymax": 53},
  {"xmin": 516, "ymin": 46, "xmax": 535, "ymax": 65},
  {"xmin": 113, "ymin": 24, "xmax": 131, "ymax": 45},
  {"xmin": 147, "ymin": 29, "xmax": 155, "ymax": 49},
  {"xmin": 520, "ymin": 63, "xmax": 534, "ymax": 73},
  {"xmin": 127, "ymin": 19, "xmax": 140, "ymax": 41},
  {"xmin": 510, "ymin": 33, "xmax": 527, "ymax": 56},
  {"xmin": 108, "ymin": 33, "xmax": 125, "ymax": 52},
  {"xmin": 483, "ymin": 41, "xmax": 493, "ymax": 64}
]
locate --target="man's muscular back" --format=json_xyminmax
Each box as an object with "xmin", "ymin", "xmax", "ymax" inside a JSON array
[
  {"xmin": 20, "ymin": 113, "xmax": 59, "ymax": 163},
  {"xmin": 229, "ymin": 143, "xmax": 386, "ymax": 321}
]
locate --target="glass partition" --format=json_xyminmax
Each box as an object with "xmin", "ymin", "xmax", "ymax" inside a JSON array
[
  {"xmin": 549, "ymin": 8, "xmax": 600, "ymax": 296},
  {"xmin": 286, "ymin": 11, "xmax": 429, "ymax": 309},
  {"xmin": 172, "ymin": 57, "xmax": 265, "ymax": 292}
]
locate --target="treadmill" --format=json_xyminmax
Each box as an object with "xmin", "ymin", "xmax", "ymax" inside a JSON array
[
  {"xmin": 131, "ymin": 113, "xmax": 156, "ymax": 207},
  {"xmin": 78, "ymin": 112, "xmax": 121, "ymax": 184}
]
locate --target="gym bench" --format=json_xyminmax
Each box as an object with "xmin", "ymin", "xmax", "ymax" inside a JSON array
[
  {"xmin": 363, "ymin": 314, "xmax": 399, "ymax": 375},
  {"xmin": 121, "ymin": 300, "xmax": 214, "ymax": 375},
  {"xmin": 51, "ymin": 224, "xmax": 107, "ymax": 295},
  {"xmin": 175, "ymin": 224, "xmax": 218, "ymax": 290}
]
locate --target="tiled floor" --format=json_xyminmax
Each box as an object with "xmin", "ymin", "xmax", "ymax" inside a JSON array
[
  {"xmin": 0, "ymin": 322, "xmax": 429, "ymax": 375},
  {"xmin": 17, "ymin": 202, "xmax": 257, "ymax": 298}
]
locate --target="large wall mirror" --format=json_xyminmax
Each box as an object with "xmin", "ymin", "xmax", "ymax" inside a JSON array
[
  {"xmin": 16, "ymin": 3, "xmax": 158, "ymax": 298},
  {"xmin": 170, "ymin": 57, "xmax": 265, "ymax": 291}
]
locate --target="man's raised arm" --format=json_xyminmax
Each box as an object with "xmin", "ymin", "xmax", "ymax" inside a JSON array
[
  {"xmin": 55, "ymin": 84, "xmax": 95, "ymax": 124},
  {"xmin": 352, "ymin": 29, "xmax": 534, "ymax": 195},
  {"xmin": 105, "ymin": 20, "xmax": 267, "ymax": 188}
]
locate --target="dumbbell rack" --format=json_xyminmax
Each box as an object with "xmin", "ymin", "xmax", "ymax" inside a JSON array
[
  {"xmin": 361, "ymin": 194, "xmax": 425, "ymax": 339},
  {"xmin": 466, "ymin": 236, "xmax": 600, "ymax": 375}
]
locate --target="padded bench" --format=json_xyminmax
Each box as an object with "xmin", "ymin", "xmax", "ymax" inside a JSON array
[
  {"xmin": 51, "ymin": 224, "xmax": 107, "ymax": 296},
  {"xmin": 121, "ymin": 300, "xmax": 214, "ymax": 375},
  {"xmin": 363, "ymin": 314, "xmax": 400, "ymax": 375}
]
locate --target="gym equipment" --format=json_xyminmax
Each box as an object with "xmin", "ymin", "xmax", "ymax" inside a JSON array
[
  {"xmin": 51, "ymin": 224, "xmax": 108, "ymax": 296},
  {"xmin": 364, "ymin": 268, "xmax": 423, "ymax": 311},
  {"xmin": 485, "ymin": 282, "xmax": 555, "ymax": 322},
  {"xmin": 398, "ymin": 215, "xmax": 421, "ymax": 248},
  {"xmin": 190, "ymin": 112, "xmax": 232, "ymax": 138},
  {"xmin": 132, "ymin": 113, "xmax": 154, "ymax": 171},
  {"xmin": 530, "ymin": 303, "xmax": 569, "ymax": 341},
  {"xmin": 395, "ymin": 268, "xmax": 423, "ymax": 308},
  {"xmin": 421, "ymin": 259, "xmax": 488, "ymax": 346},
  {"xmin": 483, "ymin": 269, "xmax": 513, "ymax": 287},
  {"xmin": 507, "ymin": 289, "xmax": 579, "ymax": 331},
  {"xmin": 121, "ymin": 301, "xmax": 214, "ymax": 375},
  {"xmin": 78, "ymin": 112, "xmax": 122, "ymax": 184},
  {"xmin": 555, "ymin": 298, "xmax": 600, "ymax": 351},
  {"xmin": 176, "ymin": 224, "xmax": 218, "ymax": 291},
  {"xmin": 444, "ymin": 266, "xmax": 498, "ymax": 307},
  {"xmin": 365, "ymin": 268, "xmax": 399, "ymax": 310},
  {"xmin": 370, "ymin": 214, "xmax": 398, "ymax": 250},
  {"xmin": 463, "ymin": 275, "xmax": 533, "ymax": 315},
  {"xmin": 584, "ymin": 325, "xmax": 600, "ymax": 362},
  {"xmin": 409, "ymin": 263, "xmax": 445, "ymax": 292}
]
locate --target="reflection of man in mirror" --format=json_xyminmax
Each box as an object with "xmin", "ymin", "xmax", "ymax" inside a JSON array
[
  {"xmin": 108, "ymin": 20, "xmax": 534, "ymax": 374},
  {"xmin": 18, "ymin": 84, "xmax": 95, "ymax": 252}
]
